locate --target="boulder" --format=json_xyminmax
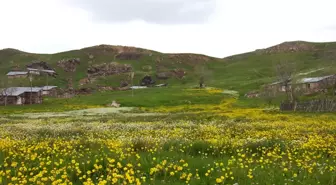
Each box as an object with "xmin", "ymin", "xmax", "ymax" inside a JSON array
[
  {"xmin": 120, "ymin": 80, "xmax": 129, "ymax": 87},
  {"xmin": 109, "ymin": 100, "xmax": 120, "ymax": 108},
  {"xmin": 140, "ymin": 75, "xmax": 155, "ymax": 86}
]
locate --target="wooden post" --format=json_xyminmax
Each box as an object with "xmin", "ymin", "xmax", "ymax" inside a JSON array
[
  {"xmin": 29, "ymin": 73, "xmax": 33, "ymax": 105},
  {"xmin": 131, "ymin": 72, "xmax": 134, "ymax": 97}
]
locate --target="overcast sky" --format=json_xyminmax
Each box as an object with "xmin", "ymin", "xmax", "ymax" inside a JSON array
[{"xmin": 0, "ymin": 0, "xmax": 335, "ymax": 58}]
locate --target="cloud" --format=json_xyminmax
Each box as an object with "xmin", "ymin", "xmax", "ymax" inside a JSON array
[{"xmin": 64, "ymin": 0, "xmax": 216, "ymax": 24}]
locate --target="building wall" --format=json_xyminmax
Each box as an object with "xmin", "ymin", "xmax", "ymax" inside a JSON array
[
  {"xmin": 298, "ymin": 76, "xmax": 336, "ymax": 94},
  {"xmin": 23, "ymin": 92, "xmax": 42, "ymax": 104},
  {"xmin": 42, "ymin": 89, "xmax": 58, "ymax": 96},
  {"xmin": 0, "ymin": 96, "xmax": 20, "ymax": 105},
  {"xmin": 7, "ymin": 74, "xmax": 27, "ymax": 79}
]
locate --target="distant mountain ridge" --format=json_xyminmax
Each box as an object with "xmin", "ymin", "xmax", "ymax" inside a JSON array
[{"xmin": 1, "ymin": 41, "xmax": 336, "ymax": 93}]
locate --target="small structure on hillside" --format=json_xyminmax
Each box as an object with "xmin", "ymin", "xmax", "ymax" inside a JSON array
[
  {"xmin": 295, "ymin": 75, "xmax": 336, "ymax": 94},
  {"xmin": 0, "ymin": 87, "xmax": 43, "ymax": 105},
  {"xmin": 6, "ymin": 71, "xmax": 28, "ymax": 79},
  {"xmin": 264, "ymin": 79, "xmax": 291, "ymax": 93},
  {"xmin": 264, "ymin": 74, "xmax": 336, "ymax": 95},
  {"xmin": 41, "ymin": 86, "xmax": 58, "ymax": 96},
  {"xmin": 27, "ymin": 68, "xmax": 56, "ymax": 76}
]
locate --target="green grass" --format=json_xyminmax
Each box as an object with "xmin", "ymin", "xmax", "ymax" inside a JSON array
[
  {"xmin": 1, "ymin": 41, "xmax": 336, "ymax": 111},
  {"xmin": 0, "ymin": 87, "xmax": 227, "ymax": 114}
]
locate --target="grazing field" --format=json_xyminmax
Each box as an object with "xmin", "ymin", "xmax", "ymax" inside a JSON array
[{"xmin": 1, "ymin": 99, "xmax": 335, "ymax": 185}]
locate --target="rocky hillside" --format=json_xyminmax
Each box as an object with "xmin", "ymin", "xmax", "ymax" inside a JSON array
[
  {"xmin": 0, "ymin": 41, "xmax": 336, "ymax": 93},
  {"xmin": 0, "ymin": 45, "xmax": 220, "ymax": 90}
]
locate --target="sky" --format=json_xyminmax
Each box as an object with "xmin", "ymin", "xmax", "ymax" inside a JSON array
[{"xmin": 0, "ymin": 0, "xmax": 335, "ymax": 58}]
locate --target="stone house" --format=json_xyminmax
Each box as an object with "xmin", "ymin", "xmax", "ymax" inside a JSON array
[
  {"xmin": 265, "ymin": 75, "xmax": 336, "ymax": 95},
  {"xmin": 0, "ymin": 87, "xmax": 43, "ymax": 105},
  {"xmin": 264, "ymin": 79, "xmax": 291, "ymax": 93},
  {"xmin": 294, "ymin": 75, "xmax": 336, "ymax": 94}
]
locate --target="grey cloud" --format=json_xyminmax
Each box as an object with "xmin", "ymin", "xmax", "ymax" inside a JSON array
[{"xmin": 66, "ymin": 0, "xmax": 216, "ymax": 24}]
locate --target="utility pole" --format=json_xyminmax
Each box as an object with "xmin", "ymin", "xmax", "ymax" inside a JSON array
[
  {"xmin": 46, "ymin": 72, "xmax": 49, "ymax": 87},
  {"xmin": 131, "ymin": 72, "xmax": 134, "ymax": 97},
  {"xmin": 29, "ymin": 72, "xmax": 33, "ymax": 105}
]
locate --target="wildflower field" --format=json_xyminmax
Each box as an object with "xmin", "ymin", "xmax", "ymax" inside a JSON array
[
  {"xmin": 0, "ymin": 105, "xmax": 335, "ymax": 185},
  {"xmin": 0, "ymin": 89, "xmax": 336, "ymax": 185}
]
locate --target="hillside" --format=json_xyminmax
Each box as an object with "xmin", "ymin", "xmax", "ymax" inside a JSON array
[{"xmin": 1, "ymin": 41, "xmax": 336, "ymax": 94}]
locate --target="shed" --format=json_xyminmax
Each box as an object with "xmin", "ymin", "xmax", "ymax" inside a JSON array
[
  {"xmin": 27, "ymin": 68, "xmax": 56, "ymax": 75},
  {"xmin": 6, "ymin": 71, "xmax": 28, "ymax": 79},
  {"xmin": 41, "ymin": 86, "xmax": 58, "ymax": 96}
]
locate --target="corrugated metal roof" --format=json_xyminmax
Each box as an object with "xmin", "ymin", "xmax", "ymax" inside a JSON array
[
  {"xmin": 297, "ymin": 75, "xmax": 335, "ymax": 83},
  {"xmin": 6, "ymin": 71, "xmax": 28, "ymax": 76},
  {"xmin": 41, "ymin": 86, "xmax": 58, "ymax": 91},
  {"xmin": 27, "ymin": 68, "xmax": 56, "ymax": 74},
  {"xmin": 0, "ymin": 87, "xmax": 42, "ymax": 96}
]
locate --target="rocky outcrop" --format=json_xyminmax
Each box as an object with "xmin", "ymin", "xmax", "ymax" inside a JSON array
[
  {"xmin": 57, "ymin": 58, "xmax": 80, "ymax": 72},
  {"xmin": 260, "ymin": 41, "xmax": 316, "ymax": 54},
  {"xmin": 172, "ymin": 69, "xmax": 186, "ymax": 79},
  {"xmin": 167, "ymin": 54, "xmax": 211, "ymax": 65},
  {"xmin": 120, "ymin": 80, "xmax": 129, "ymax": 87},
  {"xmin": 87, "ymin": 62, "xmax": 132, "ymax": 78},
  {"xmin": 27, "ymin": 61, "xmax": 54, "ymax": 70},
  {"xmin": 156, "ymin": 69, "xmax": 186, "ymax": 80},
  {"xmin": 79, "ymin": 77, "xmax": 97, "ymax": 86}
]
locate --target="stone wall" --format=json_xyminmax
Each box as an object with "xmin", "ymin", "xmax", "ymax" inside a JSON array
[{"xmin": 280, "ymin": 99, "xmax": 336, "ymax": 112}]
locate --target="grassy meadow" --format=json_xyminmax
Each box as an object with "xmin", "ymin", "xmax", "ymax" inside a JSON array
[
  {"xmin": 1, "ymin": 42, "xmax": 336, "ymax": 184},
  {"xmin": 0, "ymin": 88, "xmax": 336, "ymax": 185}
]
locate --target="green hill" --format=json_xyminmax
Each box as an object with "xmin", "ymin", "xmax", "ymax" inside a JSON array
[{"xmin": 1, "ymin": 40, "xmax": 336, "ymax": 95}]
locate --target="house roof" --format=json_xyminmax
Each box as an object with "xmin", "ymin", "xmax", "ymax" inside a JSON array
[
  {"xmin": 6, "ymin": 71, "xmax": 28, "ymax": 76},
  {"xmin": 0, "ymin": 87, "xmax": 42, "ymax": 96},
  {"xmin": 27, "ymin": 68, "xmax": 56, "ymax": 74},
  {"xmin": 296, "ymin": 75, "xmax": 335, "ymax": 84},
  {"xmin": 41, "ymin": 86, "xmax": 58, "ymax": 91},
  {"xmin": 268, "ymin": 78, "xmax": 292, "ymax": 86}
]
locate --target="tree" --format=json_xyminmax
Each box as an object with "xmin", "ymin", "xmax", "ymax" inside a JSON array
[
  {"xmin": 194, "ymin": 64, "xmax": 212, "ymax": 88},
  {"xmin": 260, "ymin": 87, "xmax": 278, "ymax": 106},
  {"xmin": 274, "ymin": 61, "xmax": 296, "ymax": 103},
  {"xmin": 0, "ymin": 77, "xmax": 16, "ymax": 106}
]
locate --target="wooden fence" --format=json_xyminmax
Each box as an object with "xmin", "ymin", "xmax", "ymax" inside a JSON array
[{"xmin": 280, "ymin": 99, "xmax": 336, "ymax": 112}]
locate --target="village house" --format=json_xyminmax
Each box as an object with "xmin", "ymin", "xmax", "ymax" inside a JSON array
[
  {"xmin": 41, "ymin": 86, "xmax": 58, "ymax": 96},
  {"xmin": 6, "ymin": 71, "xmax": 28, "ymax": 79},
  {"xmin": 264, "ymin": 79, "xmax": 291, "ymax": 93},
  {"xmin": 295, "ymin": 75, "xmax": 336, "ymax": 93},
  {"xmin": 27, "ymin": 68, "xmax": 56, "ymax": 76},
  {"xmin": 264, "ymin": 75, "xmax": 336, "ymax": 95},
  {"xmin": 0, "ymin": 87, "xmax": 43, "ymax": 105}
]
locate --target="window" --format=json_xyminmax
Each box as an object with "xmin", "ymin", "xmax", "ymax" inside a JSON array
[{"xmin": 307, "ymin": 83, "xmax": 311, "ymax": 89}]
